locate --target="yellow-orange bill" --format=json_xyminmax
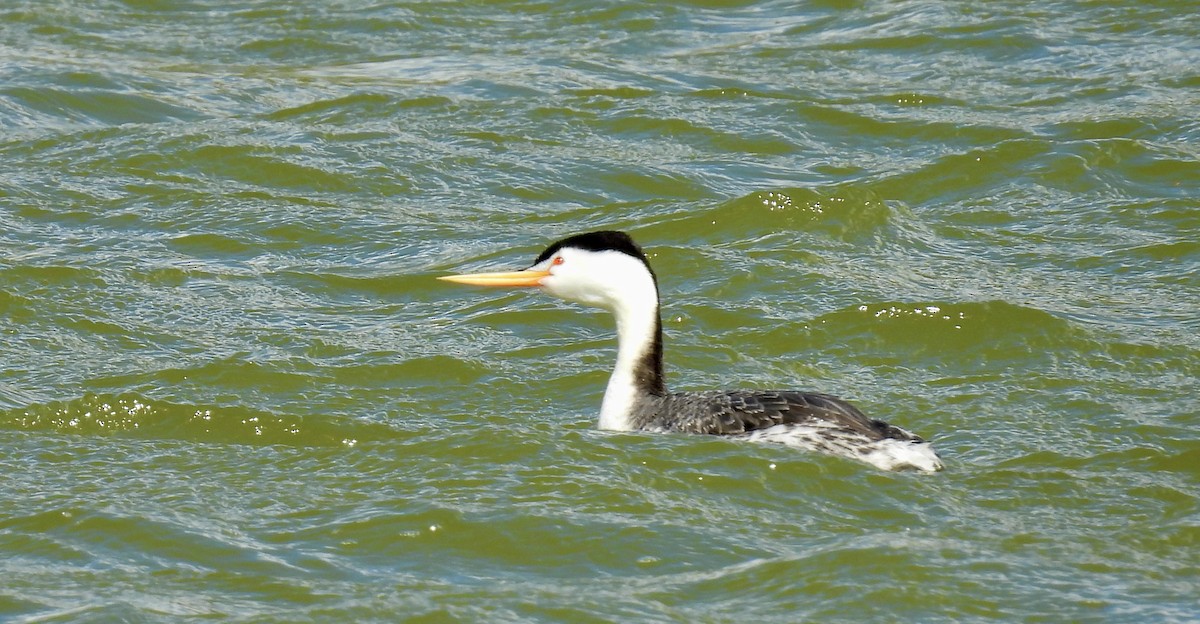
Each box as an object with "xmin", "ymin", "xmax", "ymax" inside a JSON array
[{"xmin": 437, "ymin": 269, "xmax": 550, "ymax": 288}]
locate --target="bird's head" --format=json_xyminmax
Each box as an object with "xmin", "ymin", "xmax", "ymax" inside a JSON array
[{"xmin": 439, "ymin": 230, "xmax": 660, "ymax": 315}]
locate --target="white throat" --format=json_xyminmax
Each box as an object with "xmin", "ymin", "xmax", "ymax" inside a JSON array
[{"xmin": 598, "ymin": 298, "xmax": 659, "ymax": 430}]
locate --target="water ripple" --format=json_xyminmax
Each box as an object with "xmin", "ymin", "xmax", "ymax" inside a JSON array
[{"xmin": 2, "ymin": 0, "xmax": 1198, "ymax": 622}]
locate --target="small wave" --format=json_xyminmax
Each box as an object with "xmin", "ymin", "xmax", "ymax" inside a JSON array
[
  {"xmin": 0, "ymin": 393, "xmax": 390, "ymax": 447},
  {"xmin": 661, "ymin": 187, "xmax": 899, "ymax": 243},
  {"xmin": 796, "ymin": 299, "xmax": 1085, "ymax": 368},
  {"xmin": 0, "ymin": 85, "xmax": 204, "ymax": 128}
]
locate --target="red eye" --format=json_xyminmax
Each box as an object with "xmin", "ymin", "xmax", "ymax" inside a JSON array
[{"xmin": 552, "ymin": 256, "xmax": 565, "ymax": 265}]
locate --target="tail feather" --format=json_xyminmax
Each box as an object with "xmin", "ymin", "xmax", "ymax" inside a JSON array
[{"xmin": 745, "ymin": 422, "xmax": 944, "ymax": 472}]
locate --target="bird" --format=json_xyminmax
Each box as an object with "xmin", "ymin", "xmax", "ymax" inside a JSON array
[{"xmin": 439, "ymin": 230, "xmax": 943, "ymax": 472}]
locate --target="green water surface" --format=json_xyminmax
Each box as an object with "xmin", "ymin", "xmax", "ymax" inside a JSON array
[{"xmin": 1, "ymin": 1, "xmax": 1197, "ymax": 622}]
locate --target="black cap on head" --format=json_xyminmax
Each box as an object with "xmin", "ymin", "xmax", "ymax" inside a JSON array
[{"xmin": 533, "ymin": 230, "xmax": 651, "ymax": 267}]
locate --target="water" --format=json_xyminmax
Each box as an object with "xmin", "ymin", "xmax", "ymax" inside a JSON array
[{"xmin": 1, "ymin": 1, "xmax": 1197, "ymax": 621}]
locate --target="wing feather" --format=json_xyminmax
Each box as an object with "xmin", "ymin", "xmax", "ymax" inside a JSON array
[{"xmin": 657, "ymin": 390, "xmax": 922, "ymax": 442}]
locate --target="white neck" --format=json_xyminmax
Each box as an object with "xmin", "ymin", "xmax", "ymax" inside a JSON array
[
  {"xmin": 597, "ymin": 285, "xmax": 661, "ymax": 431},
  {"xmin": 535, "ymin": 245, "xmax": 664, "ymax": 431}
]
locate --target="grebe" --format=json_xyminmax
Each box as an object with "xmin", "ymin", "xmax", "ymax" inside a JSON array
[{"xmin": 440, "ymin": 230, "xmax": 943, "ymax": 472}]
